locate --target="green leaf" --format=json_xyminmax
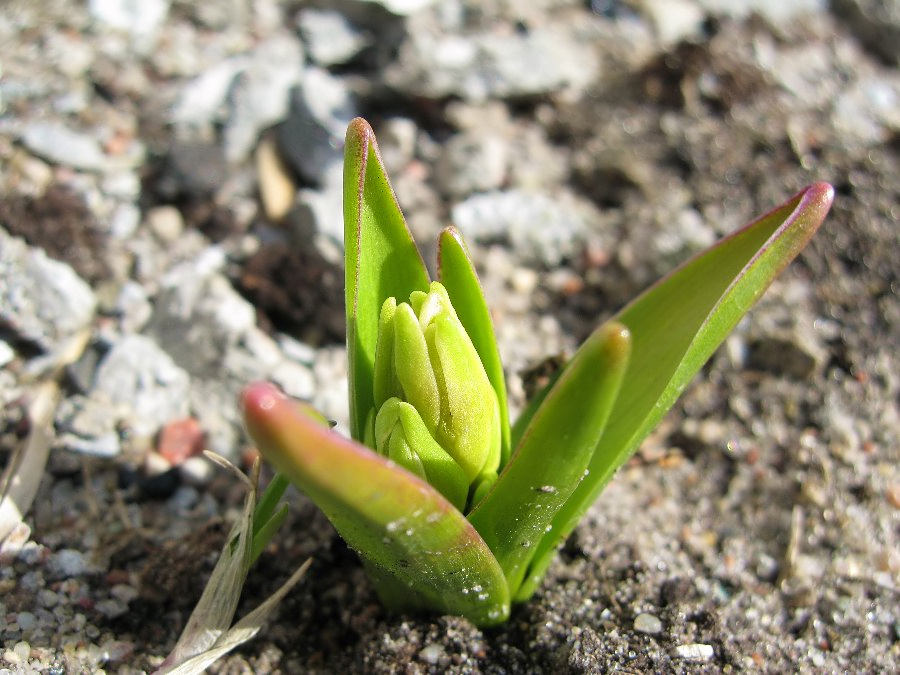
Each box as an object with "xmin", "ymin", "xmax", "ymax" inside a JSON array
[
  {"xmin": 344, "ymin": 118, "xmax": 430, "ymax": 441},
  {"xmin": 252, "ymin": 472, "xmax": 289, "ymax": 537},
  {"xmin": 468, "ymin": 322, "xmax": 630, "ymax": 596},
  {"xmin": 515, "ymin": 182, "xmax": 834, "ymax": 601},
  {"xmin": 438, "ymin": 227, "xmax": 511, "ymax": 465},
  {"xmin": 242, "ymin": 382, "xmax": 511, "ymax": 627}
]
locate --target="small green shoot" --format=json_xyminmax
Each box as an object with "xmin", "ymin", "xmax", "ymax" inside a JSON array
[{"xmin": 242, "ymin": 118, "xmax": 834, "ymax": 626}]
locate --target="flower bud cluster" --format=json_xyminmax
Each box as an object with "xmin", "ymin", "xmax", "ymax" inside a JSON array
[{"xmin": 368, "ymin": 282, "xmax": 501, "ymax": 510}]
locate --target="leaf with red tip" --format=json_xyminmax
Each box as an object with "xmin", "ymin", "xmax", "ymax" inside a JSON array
[
  {"xmin": 468, "ymin": 322, "xmax": 631, "ymax": 595},
  {"xmin": 242, "ymin": 382, "xmax": 510, "ymax": 626},
  {"xmin": 515, "ymin": 183, "xmax": 834, "ymax": 601},
  {"xmin": 344, "ymin": 118, "xmax": 430, "ymax": 441}
]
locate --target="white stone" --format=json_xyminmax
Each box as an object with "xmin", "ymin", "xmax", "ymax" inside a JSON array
[
  {"xmin": 640, "ymin": 0, "xmax": 705, "ymax": 44},
  {"xmin": 674, "ymin": 643, "xmax": 715, "ymax": 661},
  {"xmin": 21, "ymin": 122, "xmax": 108, "ymax": 172},
  {"xmin": 88, "ymin": 0, "xmax": 172, "ymax": 51},
  {"xmin": 357, "ymin": 0, "xmax": 440, "ymax": 16},
  {"xmin": 634, "ymin": 612, "xmax": 663, "ymax": 634},
  {"xmin": 298, "ymin": 9, "xmax": 368, "ymax": 66}
]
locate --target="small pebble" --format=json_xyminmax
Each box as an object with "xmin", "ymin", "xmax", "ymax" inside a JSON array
[
  {"xmin": 257, "ymin": 135, "xmax": 297, "ymax": 222},
  {"xmin": 179, "ymin": 454, "xmax": 216, "ymax": 486},
  {"xmin": 509, "ymin": 267, "xmax": 538, "ymax": 294},
  {"xmin": 21, "ymin": 122, "xmax": 108, "ymax": 171},
  {"xmin": 47, "ymin": 549, "xmax": 91, "ymax": 579},
  {"xmin": 634, "ymin": 612, "xmax": 663, "ymax": 634},
  {"xmin": 167, "ymin": 485, "xmax": 200, "ymax": 512},
  {"xmin": 16, "ymin": 611, "xmax": 37, "ymax": 631},
  {"xmin": 110, "ymin": 584, "xmax": 140, "ymax": 604},
  {"xmin": 95, "ymin": 598, "xmax": 129, "ymax": 619},
  {"xmin": 419, "ymin": 644, "xmax": 445, "ymax": 665},
  {"xmin": 0, "ymin": 340, "xmax": 14, "ymax": 367},
  {"xmin": 101, "ymin": 639, "xmax": 135, "ymax": 663},
  {"xmin": 157, "ymin": 417, "xmax": 206, "ymax": 466},
  {"xmin": 145, "ymin": 205, "xmax": 185, "ymax": 243},
  {"xmin": 674, "ymin": 643, "xmax": 714, "ymax": 661},
  {"xmin": 13, "ymin": 641, "xmax": 31, "ymax": 661},
  {"xmin": 38, "ymin": 589, "xmax": 59, "ymax": 608}
]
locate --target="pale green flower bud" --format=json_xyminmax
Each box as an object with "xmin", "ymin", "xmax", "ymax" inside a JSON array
[
  {"xmin": 372, "ymin": 281, "xmax": 501, "ymax": 507},
  {"xmin": 374, "ymin": 397, "xmax": 468, "ymax": 510}
]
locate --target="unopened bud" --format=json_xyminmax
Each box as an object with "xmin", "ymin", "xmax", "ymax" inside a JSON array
[{"xmin": 371, "ymin": 281, "xmax": 501, "ymax": 508}]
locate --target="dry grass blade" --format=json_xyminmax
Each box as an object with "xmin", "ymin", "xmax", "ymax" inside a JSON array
[
  {"xmin": 0, "ymin": 328, "xmax": 91, "ymax": 543},
  {"xmin": 155, "ymin": 460, "xmax": 259, "ymax": 671},
  {"xmin": 0, "ymin": 380, "xmax": 60, "ymax": 542},
  {"xmin": 154, "ymin": 457, "xmax": 309, "ymax": 674},
  {"xmin": 157, "ymin": 558, "xmax": 311, "ymax": 675}
]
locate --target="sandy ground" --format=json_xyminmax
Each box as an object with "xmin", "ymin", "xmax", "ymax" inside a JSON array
[{"xmin": 1, "ymin": 1, "xmax": 897, "ymax": 672}]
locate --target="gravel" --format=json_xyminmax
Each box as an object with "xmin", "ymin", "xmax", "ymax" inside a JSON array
[{"xmin": 0, "ymin": 0, "xmax": 897, "ymax": 672}]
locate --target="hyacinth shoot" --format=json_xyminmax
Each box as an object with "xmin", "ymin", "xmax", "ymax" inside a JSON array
[
  {"xmin": 369, "ymin": 281, "xmax": 501, "ymax": 510},
  {"xmin": 241, "ymin": 117, "xmax": 834, "ymax": 626}
]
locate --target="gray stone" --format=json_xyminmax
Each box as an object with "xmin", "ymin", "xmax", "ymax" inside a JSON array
[
  {"xmin": 46, "ymin": 548, "xmax": 95, "ymax": 579},
  {"xmin": 385, "ymin": 19, "xmax": 599, "ymax": 101},
  {"xmin": 144, "ymin": 250, "xmax": 319, "ymax": 457},
  {"xmin": 418, "ymin": 643, "xmax": 445, "ymax": 665},
  {"xmin": 434, "ymin": 131, "xmax": 508, "ymax": 198},
  {"xmin": 225, "ymin": 32, "xmax": 305, "ymax": 162},
  {"xmin": 298, "ymin": 9, "xmax": 368, "ymax": 66},
  {"xmin": 93, "ymin": 335, "xmax": 191, "ymax": 438},
  {"xmin": 94, "ymin": 598, "xmax": 129, "ymax": 619},
  {"xmin": 451, "ymin": 190, "xmax": 599, "ymax": 267},
  {"xmin": 101, "ymin": 171, "xmax": 141, "ymax": 200},
  {"xmin": 695, "ymin": 0, "xmax": 824, "ymax": 23},
  {"xmin": 613, "ymin": 184, "xmax": 717, "ymax": 283},
  {"xmin": 747, "ymin": 334, "xmax": 822, "ymax": 379},
  {"xmin": 295, "ymin": 162, "xmax": 345, "ymax": 249},
  {"xmin": 145, "ymin": 250, "xmax": 255, "ymax": 378},
  {"xmin": 831, "ymin": 0, "xmax": 900, "ymax": 65},
  {"xmin": 154, "ymin": 142, "xmax": 228, "ymax": 200},
  {"xmin": 108, "ymin": 202, "xmax": 141, "ymax": 239},
  {"xmin": 14, "ymin": 611, "xmax": 36, "ymax": 631},
  {"xmin": 171, "ymin": 57, "xmax": 248, "ymax": 129},
  {"xmin": 56, "ymin": 394, "xmax": 123, "ymax": 458},
  {"xmin": 832, "ymin": 75, "xmax": 900, "ymax": 148},
  {"xmin": 0, "ymin": 228, "xmax": 96, "ymax": 356},
  {"xmin": 0, "ymin": 340, "xmax": 14, "ymax": 368},
  {"xmin": 275, "ymin": 68, "xmax": 357, "ymax": 186},
  {"xmin": 21, "ymin": 122, "xmax": 108, "ymax": 172},
  {"xmin": 188, "ymin": 377, "xmax": 241, "ymax": 458},
  {"xmin": 375, "ymin": 117, "xmax": 419, "ymax": 176},
  {"xmin": 312, "ymin": 346, "xmax": 350, "ymax": 434}
]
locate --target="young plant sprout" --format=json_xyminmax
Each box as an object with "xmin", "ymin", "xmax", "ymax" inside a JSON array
[{"xmin": 242, "ymin": 118, "xmax": 833, "ymax": 627}]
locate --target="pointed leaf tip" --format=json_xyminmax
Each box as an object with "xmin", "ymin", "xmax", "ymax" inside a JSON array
[
  {"xmin": 344, "ymin": 117, "xmax": 376, "ymax": 161},
  {"xmin": 241, "ymin": 382, "xmax": 287, "ymax": 415},
  {"xmin": 805, "ymin": 181, "xmax": 835, "ymax": 210},
  {"xmin": 344, "ymin": 117, "xmax": 430, "ymax": 441}
]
